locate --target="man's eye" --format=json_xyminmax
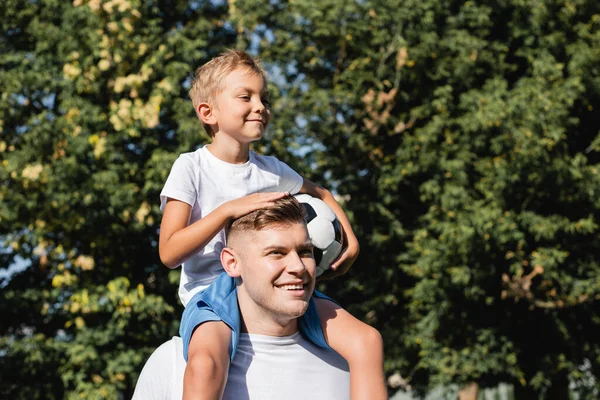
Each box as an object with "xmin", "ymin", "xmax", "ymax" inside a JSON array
[{"xmin": 300, "ymin": 249, "xmax": 314, "ymax": 258}]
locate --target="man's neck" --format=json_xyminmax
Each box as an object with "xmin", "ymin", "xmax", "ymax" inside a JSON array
[
  {"xmin": 237, "ymin": 293, "xmax": 299, "ymax": 337},
  {"xmin": 207, "ymin": 135, "xmax": 251, "ymax": 164},
  {"xmin": 240, "ymin": 316, "xmax": 299, "ymax": 337}
]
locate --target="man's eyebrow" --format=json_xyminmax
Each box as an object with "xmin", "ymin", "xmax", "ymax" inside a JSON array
[
  {"xmin": 261, "ymin": 242, "xmax": 313, "ymax": 252},
  {"xmin": 297, "ymin": 242, "xmax": 314, "ymax": 250}
]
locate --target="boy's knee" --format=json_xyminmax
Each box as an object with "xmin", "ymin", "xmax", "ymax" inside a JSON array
[
  {"xmin": 344, "ymin": 324, "xmax": 383, "ymax": 367},
  {"xmin": 348, "ymin": 324, "xmax": 383, "ymax": 360},
  {"xmin": 361, "ymin": 325, "xmax": 383, "ymax": 352},
  {"xmin": 187, "ymin": 351, "xmax": 228, "ymax": 380}
]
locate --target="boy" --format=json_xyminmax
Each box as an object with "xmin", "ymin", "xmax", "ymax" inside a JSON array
[{"xmin": 159, "ymin": 50, "xmax": 386, "ymax": 400}]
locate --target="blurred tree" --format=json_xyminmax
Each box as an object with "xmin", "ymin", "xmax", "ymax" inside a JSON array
[
  {"xmin": 232, "ymin": 0, "xmax": 600, "ymax": 398},
  {"xmin": 0, "ymin": 0, "xmax": 237, "ymax": 398},
  {"xmin": 2, "ymin": 0, "xmax": 600, "ymax": 399}
]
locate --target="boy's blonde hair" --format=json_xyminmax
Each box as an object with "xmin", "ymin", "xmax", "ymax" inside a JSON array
[{"xmin": 189, "ymin": 50, "xmax": 267, "ymax": 136}]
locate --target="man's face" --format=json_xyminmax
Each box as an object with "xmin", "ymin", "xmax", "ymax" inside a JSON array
[{"xmin": 231, "ymin": 222, "xmax": 316, "ymax": 330}]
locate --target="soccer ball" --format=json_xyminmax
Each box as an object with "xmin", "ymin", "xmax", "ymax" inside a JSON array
[{"xmin": 294, "ymin": 194, "xmax": 344, "ymax": 277}]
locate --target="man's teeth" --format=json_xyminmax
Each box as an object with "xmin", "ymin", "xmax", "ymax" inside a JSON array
[{"xmin": 278, "ymin": 284, "xmax": 303, "ymax": 290}]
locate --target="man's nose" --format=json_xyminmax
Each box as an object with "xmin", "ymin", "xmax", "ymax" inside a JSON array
[{"xmin": 286, "ymin": 252, "xmax": 306, "ymax": 273}]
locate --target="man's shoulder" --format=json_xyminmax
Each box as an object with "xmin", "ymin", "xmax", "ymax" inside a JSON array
[
  {"xmin": 149, "ymin": 337, "xmax": 184, "ymax": 368},
  {"xmin": 132, "ymin": 337, "xmax": 185, "ymax": 400}
]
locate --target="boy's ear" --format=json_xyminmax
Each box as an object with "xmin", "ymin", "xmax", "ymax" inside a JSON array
[
  {"xmin": 221, "ymin": 247, "xmax": 241, "ymax": 278},
  {"xmin": 197, "ymin": 102, "xmax": 216, "ymax": 125}
]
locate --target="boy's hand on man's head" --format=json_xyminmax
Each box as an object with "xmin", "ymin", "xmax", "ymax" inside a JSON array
[{"xmin": 221, "ymin": 192, "xmax": 289, "ymax": 220}]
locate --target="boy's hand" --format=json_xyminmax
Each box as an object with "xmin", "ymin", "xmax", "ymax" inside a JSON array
[
  {"xmin": 317, "ymin": 230, "xmax": 360, "ymax": 281},
  {"xmin": 221, "ymin": 192, "xmax": 289, "ymax": 220}
]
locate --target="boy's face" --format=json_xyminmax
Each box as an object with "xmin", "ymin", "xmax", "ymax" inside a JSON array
[{"xmin": 210, "ymin": 67, "xmax": 270, "ymax": 143}]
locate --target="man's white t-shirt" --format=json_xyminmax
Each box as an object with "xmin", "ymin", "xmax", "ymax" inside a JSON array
[
  {"xmin": 160, "ymin": 146, "xmax": 303, "ymax": 306},
  {"xmin": 132, "ymin": 333, "xmax": 350, "ymax": 400}
]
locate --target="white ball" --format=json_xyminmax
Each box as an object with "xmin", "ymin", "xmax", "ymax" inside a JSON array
[{"xmin": 294, "ymin": 194, "xmax": 344, "ymax": 277}]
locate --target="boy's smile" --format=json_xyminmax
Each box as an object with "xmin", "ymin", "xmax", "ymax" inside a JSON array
[{"xmin": 210, "ymin": 67, "xmax": 271, "ymax": 144}]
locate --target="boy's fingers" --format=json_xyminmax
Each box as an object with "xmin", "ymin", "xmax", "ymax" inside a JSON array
[
  {"xmin": 316, "ymin": 254, "xmax": 347, "ymax": 281},
  {"xmin": 329, "ymin": 253, "xmax": 353, "ymax": 276},
  {"xmin": 329, "ymin": 249, "xmax": 348, "ymax": 271},
  {"xmin": 253, "ymin": 192, "xmax": 288, "ymax": 202},
  {"xmin": 328, "ymin": 259, "xmax": 344, "ymax": 274},
  {"xmin": 266, "ymin": 191, "xmax": 289, "ymax": 200},
  {"xmin": 244, "ymin": 192, "xmax": 290, "ymax": 213},
  {"xmin": 316, "ymin": 268, "xmax": 339, "ymax": 281},
  {"xmin": 258, "ymin": 192, "xmax": 289, "ymax": 205}
]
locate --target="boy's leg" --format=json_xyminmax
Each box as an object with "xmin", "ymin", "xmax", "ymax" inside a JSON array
[
  {"xmin": 183, "ymin": 321, "xmax": 232, "ymax": 400},
  {"xmin": 315, "ymin": 298, "xmax": 387, "ymax": 400}
]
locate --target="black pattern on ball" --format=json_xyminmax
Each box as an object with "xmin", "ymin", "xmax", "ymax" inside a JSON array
[
  {"xmin": 302, "ymin": 203, "xmax": 318, "ymax": 223},
  {"xmin": 313, "ymin": 247, "xmax": 323, "ymax": 265},
  {"xmin": 332, "ymin": 219, "xmax": 343, "ymax": 244}
]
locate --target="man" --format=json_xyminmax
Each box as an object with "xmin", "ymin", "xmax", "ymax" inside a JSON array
[{"xmin": 133, "ymin": 196, "xmax": 365, "ymax": 399}]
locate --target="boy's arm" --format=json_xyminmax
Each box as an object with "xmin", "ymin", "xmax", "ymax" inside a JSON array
[
  {"xmin": 159, "ymin": 192, "xmax": 288, "ymax": 268},
  {"xmin": 299, "ymin": 178, "xmax": 359, "ymax": 278},
  {"xmin": 159, "ymin": 199, "xmax": 226, "ymax": 269}
]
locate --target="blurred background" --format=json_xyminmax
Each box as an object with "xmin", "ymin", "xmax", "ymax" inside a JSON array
[{"xmin": 1, "ymin": 0, "xmax": 599, "ymax": 399}]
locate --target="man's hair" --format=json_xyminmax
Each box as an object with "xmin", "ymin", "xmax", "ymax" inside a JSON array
[
  {"xmin": 189, "ymin": 49, "xmax": 267, "ymax": 136},
  {"xmin": 226, "ymin": 195, "xmax": 306, "ymax": 242}
]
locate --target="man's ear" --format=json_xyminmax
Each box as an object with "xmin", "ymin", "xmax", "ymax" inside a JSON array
[
  {"xmin": 221, "ymin": 247, "xmax": 241, "ymax": 278},
  {"xmin": 197, "ymin": 102, "xmax": 217, "ymax": 125}
]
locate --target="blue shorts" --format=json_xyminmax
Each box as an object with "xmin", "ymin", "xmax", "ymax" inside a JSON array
[{"xmin": 180, "ymin": 272, "xmax": 335, "ymax": 361}]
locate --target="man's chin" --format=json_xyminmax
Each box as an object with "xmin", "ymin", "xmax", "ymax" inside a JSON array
[
  {"xmin": 280, "ymin": 300, "xmax": 310, "ymax": 319},
  {"xmin": 273, "ymin": 286, "xmax": 313, "ymax": 315},
  {"xmin": 286, "ymin": 307, "xmax": 309, "ymax": 320}
]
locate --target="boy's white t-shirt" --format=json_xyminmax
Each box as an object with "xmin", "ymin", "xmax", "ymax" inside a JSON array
[
  {"xmin": 160, "ymin": 146, "xmax": 303, "ymax": 306},
  {"xmin": 132, "ymin": 333, "xmax": 350, "ymax": 400}
]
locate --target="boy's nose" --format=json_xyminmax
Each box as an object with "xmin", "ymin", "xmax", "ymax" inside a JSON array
[{"xmin": 253, "ymin": 100, "xmax": 266, "ymax": 113}]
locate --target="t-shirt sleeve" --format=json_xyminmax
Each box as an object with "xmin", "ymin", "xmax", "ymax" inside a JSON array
[
  {"xmin": 160, "ymin": 155, "xmax": 198, "ymax": 212},
  {"xmin": 276, "ymin": 159, "xmax": 303, "ymax": 194}
]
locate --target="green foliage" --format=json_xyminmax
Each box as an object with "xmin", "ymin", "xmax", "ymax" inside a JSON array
[
  {"xmin": 233, "ymin": 0, "xmax": 600, "ymax": 397},
  {"xmin": 0, "ymin": 0, "xmax": 234, "ymax": 397},
  {"xmin": 2, "ymin": 0, "xmax": 600, "ymax": 398}
]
